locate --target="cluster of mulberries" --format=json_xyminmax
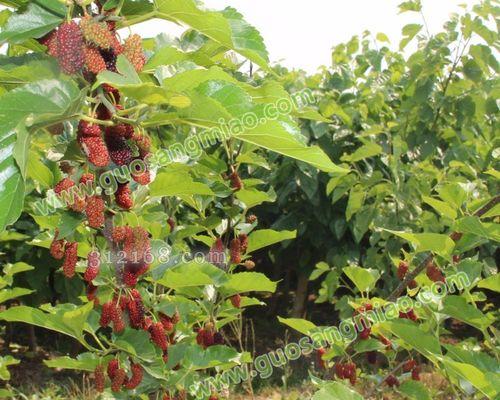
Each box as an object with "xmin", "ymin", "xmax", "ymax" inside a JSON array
[
  {"xmin": 207, "ymin": 238, "xmax": 226, "ymax": 268},
  {"xmin": 353, "ymin": 303, "xmax": 373, "ymax": 340},
  {"xmin": 396, "ymin": 261, "xmax": 417, "ymax": 289},
  {"xmin": 54, "ymin": 176, "xmax": 104, "ymax": 228},
  {"xmin": 426, "ymin": 261, "xmax": 445, "ymax": 283},
  {"xmin": 196, "ymin": 323, "xmax": 224, "ymax": 349},
  {"xmin": 403, "ymin": 359, "xmax": 421, "ymax": 380},
  {"xmin": 229, "ymin": 233, "xmax": 250, "ymax": 264},
  {"xmin": 41, "ymin": 12, "xmax": 145, "ymax": 77},
  {"xmin": 335, "ymin": 361, "xmax": 357, "ymax": 385},
  {"xmin": 96, "ymin": 358, "xmax": 143, "ymax": 393},
  {"xmin": 316, "ymin": 348, "xmax": 326, "ymax": 370},
  {"xmin": 50, "ymin": 231, "xmax": 79, "ymax": 278},
  {"xmin": 399, "ymin": 309, "xmax": 418, "ymax": 321}
]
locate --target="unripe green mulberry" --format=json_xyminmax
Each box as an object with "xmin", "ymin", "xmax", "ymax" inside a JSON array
[{"xmin": 80, "ymin": 15, "xmax": 116, "ymax": 50}]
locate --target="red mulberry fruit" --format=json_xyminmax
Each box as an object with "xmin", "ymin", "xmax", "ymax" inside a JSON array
[
  {"xmin": 100, "ymin": 301, "xmax": 113, "ymax": 327},
  {"xmin": 79, "ymin": 172, "xmax": 95, "ymax": 184},
  {"xmin": 77, "ymin": 121, "xmax": 99, "ymax": 139},
  {"xmin": 39, "ymin": 30, "xmax": 59, "ymax": 57},
  {"xmin": 94, "ymin": 364, "xmax": 105, "ymax": 392},
  {"xmin": 84, "ymin": 45, "xmax": 107, "ymax": 74},
  {"xmin": 403, "ymin": 359, "xmax": 417, "ymax": 373},
  {"xmin": 238, "ymin": 233, "xmax": 248, "ymax": 254},
  {"xmin": 105, "ymin": 135, "xmax": 132, "ymax": 166},
  {"xmin": 316, "ymin": 348, "xmax": 326, "ymax": 369},
  {"xmin": 111, "ymin": 368, "xmax": 126, "ymax": 392},
  {"xmin": 397, "ymin": 261, "xmax": 408, "ymax": 280},
  {"xmin": 230, "ymin": 294, "xmax": 241, "ymax": 308},
  {"xmin": 124, "ymin": 362, "xmax": 143, "ymax": 389},
  {"xmin": 426, "ymin": 262, "xmax": 445, "ymax": 283},
  {"xmin": 123, "ymin": 34, "xmax": 146, "ymax": 72},
  {"xmin": 112, "ymin": 226, "xmax": 128, "ymax": 243},
  {"xmin": 106, "ymin": 124, "xmax": 134, "ymax": 140},
  {"xmin": 229, "ymin": 171, "xmax": 243, "ymax": 191},
  {"xmin": 50, "ymin": 230, "xmax": 66, "ymax": 260},
  {"xmin": 208, "ymin": 238, "xmax": 226, "ymax": 268},
  {"xmin": 62, "ymin": 242, "xmax": 78, "ymax": 278},
  {"xmin": 150, "ymin": 322, "xmax": 168, "ymax": 351},
  {"xmin": 79, "ymin": 135, "xmax": 110, "ymax": 167},
  {"xmin": 230, "ymin": 238, "xmax": 241, "ymax": 264},
  {"xmin": 385, "ymin": 374, "xmax": 400, "ymax": 387},
  {"xmin": 84, "ymin": 251, "xmax": 100, "ymax": 282},
  {"xmin": 115, "ymin": 183, "xmax": 133, "ymax": 210},
  {"xmin": 107, "ymin": 359, "xmax": 119, "ymax": 379},
  {"xmin": 85, "ymin": 196, "xmax": 105, "ymax": 228},
  {"xmin": 56, "ymin": 21, "xmax": 84, "ymax": 74},
  {"xmin": 111, "ymin": 303, "xmax": 125, "ymax": 333},
  {"xmin": 132, "ymin": 169, "xmax": 151, "ymax": 185}
]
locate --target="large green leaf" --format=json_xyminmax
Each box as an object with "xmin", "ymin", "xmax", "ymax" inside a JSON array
[
  {"xmin": 442, "ymin": 357, "xmax": 497, "ymax": 398},
  {"xmin": 155, "ymin": 262, "xmax": 227, "ymax": 289},
  {"xmin": 442, "ymin": 296, "xmax": 494, "ymax": 331},
  {"xmin": 277, "ymin": 317, "xmax": 316, "ymax": 336},
  {"xmin": 399, "ymin": 380, "xmax": 431, "ymax": 400},
  {"xmin": 383, "ymin": 230, "xmax": 455, "ymax": 258},
  {"xmin": 43, "ymin": 353, "xmax": 99, "ymax": 372},
  {"xmin": 385, "ymin": 319, "xmax": 441, "ymax": 358},
  {"xmin": 0, "ymin": 79, "xmax": 84, "ymax": 231},
  {"xmin": 477, "ymin": 274, "xmax": 500, "ymax": 292},
  {"xmin": 149, "ymin": 170, "xmax": 214, "ymax": 197},
  {"xmin": 154, "ymin": 0, "xmax": 269, "ymax": 70},
  {"xmin": 246, "ymin": 229, "xmax": 296, "ymax": 253},
  {"xmin": 0, "ymin": 1, "xmax": 65, "ymax": 44},
  {"xmin": 455, "ymin": 216, "xmax": 500, "ymax": 242},
  {"xmin": 220, "ymin": 272, "xmax": 277, "ymax": 295},
  {"xmin": 0, "ymin": 303, "xmax": 93, "ymax": 343},
  {"xmin": 343, "ymin": 266, "xmax": 380, "ymax": 293}
]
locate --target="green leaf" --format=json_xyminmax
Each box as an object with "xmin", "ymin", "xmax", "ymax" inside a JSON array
[
  {"xmin": 312, "ymin": 382, "xmax": 363, "ymax": 400},
  {"xmin": 385, "ymin": 319, "xmax": 441, "ymax": 358},
  {"xmin": 398, "ymin": 0, "xmax": 422, "ymax": 13},
  {"xmin": 0, "ymin": 303, "xmax": 93, "ymax": 343},
  {"xmin": 442, "ymin": 296, "xmax": 494, "ymax": 331},
  {"xmin": 0, "ymin": 287, "xmax": 32, "ymax": 303},
  {"xmin": 442, "ymin": 357, "xmax": 497, "ymax": 398},
  {"xmin": 150, "ymin": 170, "xmax": 214, "ymax": 197},
  {"xmin": 154, "ymin": 0, "xmax": 269, "ymax": 70},
  {"xmin": 399, "ymin": 24, "xmax": 422, "ymax": 50},
  {"xmin": 345, "ymin": 186, "xmax": 364, "ymax": 221},
  {"xmin": 43, "ymin": 353, "xmax": 99, "ymax": 372},
  {"xmin": 398, "ymin": 380, "xmax": 431, "ymax": 400},
  {"xmin": 220, "ymin": 272, "xmax": 277, "ymax": 295},
  {"xmin": 0, "ymin": 355, "xmax": 19, "ymax": 381},
  {"xmin": 0, "ymin": 79, "xmax": 84, "ymax": 231},
  {"xmin": 236, "ymin": 187, "xmax": 275, "ymax": 209},
  {"xmin": 278, "ymin": 317, "xmax": 317, "ymax": 336},
  {"xmin": 341, "ymin": 142, "xmax": 382, "ymax": 163},
  {"xmin": 0, "ymin": 1, "xmax": 64, "ymax": 44},
  {"xmin": 376, "ymin": 32, "xmax": 390, "ymax": 43},
  {"xmin": 246, "ymin": 229, "xmax": 296, "ymax": 253},
  {"xmin": 0, "ymin": 54, "xmax": 59, "ymax": 85},
  {"xmin": 343, "ymin": 266, "xmax": 380, "ymax": 293},
  {"xmin": 422, "ymin": 196, "xmax": 457, "ymax": 219},
  {"xmin": 155, "ymin": 262, "xmax": 227, "ymax": 289},
  {"xmin": 455, "ymin": 216, "xmax": 500, "ymax": 242},
  {"xmin": 113, "ymin": 329, "xmax": 157, "ymax": 362},
  {"xmin": 477, "ymin": 274, "xmax": 500, "ymax": 292},
  {"xmin": 383, "ymin": 230, "xmax": 455, "ymax": 258}
]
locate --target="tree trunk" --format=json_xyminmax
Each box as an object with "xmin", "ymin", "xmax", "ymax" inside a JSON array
[{"xmin": 291, "ymin": 273, "xmax": 309, "ymax": 318}]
